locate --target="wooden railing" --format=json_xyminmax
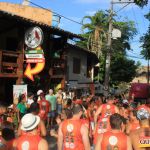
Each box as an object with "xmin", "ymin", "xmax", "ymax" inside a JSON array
[{"xmin": 0, "ymin": 50, "xmax": 23, "ymax": 77}]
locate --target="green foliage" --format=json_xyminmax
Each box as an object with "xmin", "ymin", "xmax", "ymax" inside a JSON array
[
  {"xmin": 141, "ymin": 12, "xmax": 150, "ymax": 60},
  {"xmin": 134, "ymin": 0, "xmax": 148, "ymax": 7},
  {"xmin": 110, "ymin": 56, "xmax": 139, "ymax": 85},
  {"xmin": 77, "ymin": 10, "xmax": 138, "ymax": 85}
]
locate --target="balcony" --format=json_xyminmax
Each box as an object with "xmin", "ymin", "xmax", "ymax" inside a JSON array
[{"xmin": 0, "ymin": 50, "xmax": 23, "ymax": 78}]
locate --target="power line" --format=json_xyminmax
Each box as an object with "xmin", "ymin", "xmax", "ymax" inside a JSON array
[
  {"xmin": 115, "ymin": 3, "xmax": 130, "ymax": 13},
  {"xmin": 131, "ymin": 4, "xmax": 142, "ymax": 36},
  {"xmin": 126, "ymin": 54, "xmax": 144, "ymax": 60},
  {"xmin": 26, "ymin": 0, "xmax": 83, "ymax": 26}
]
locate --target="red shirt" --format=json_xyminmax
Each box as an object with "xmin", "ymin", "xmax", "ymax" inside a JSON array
[
  {"xmin": 15, "ymin": 133, "xmax": 41, "ymax": 150},
  {"xmin": 101, "ymin": 104, "xmax": 116, "ymax": 118},
  {"xmin": 38, "ymin": 99, "xmax": 50, "ymax": 120},
  {"xmin": 61, "ymin": 119, "xmax": 84, "ymax": 150},
  {"xmin": 101, "ymin": 131, "xmax": 127, "ymax": 150}
]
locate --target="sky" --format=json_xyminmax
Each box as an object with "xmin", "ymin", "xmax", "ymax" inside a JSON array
[{"xmin": 1, "ymin": 0, "xmax": 150, "ymax": 65}]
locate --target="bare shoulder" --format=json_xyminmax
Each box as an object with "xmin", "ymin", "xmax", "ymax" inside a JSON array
[{"xmin": 39, "ymin": 138, "xmax": 48, "ymax": 150}]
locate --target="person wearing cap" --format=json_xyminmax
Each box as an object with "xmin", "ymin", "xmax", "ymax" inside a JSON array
[
  {"xmin": 58, "ymin": 104, "xmax": 90, "ymax": 150},
  {"xmin": 94, "ymin": 96, "xmax": 119, "ymax": 144},
  {"xmin": 95, "ymin": 113, "xmax": 132, "ymax": 150},
  {"xmin": 37, "ymin": 90, "xmax": 44, "ymax": 101},
  {"xmin": 130, "ymin": 108, "xmax": 150, "ymax": 150},
  {"xmin": 13, "ymin": 113, "xmax": 48, "ymax": 150},
  {"xmin": 17, "ymin": 102, "xmax": 47, "ymax": 137},
  {"xmin": 38, "ymin": 92, "xmax": 50, "ymax": 123}
]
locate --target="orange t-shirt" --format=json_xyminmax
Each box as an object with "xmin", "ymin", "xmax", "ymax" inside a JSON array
[
  {"xmin": 15, "ymin": 133, "xmax": 41, "ymax": 150},
  {"xmin": 38, "ymin": 99, "xmax": 50, "ymax": 120},
  {"xmin": 61, "ymin": 119, "xmax": 84, "ymax": 150},
  {"xmin": 94, "ymin": 117, "xmax": 111, "ymax": 144},
  {"xmin": 101, "ymin": 104, "xmax": 115, "ymax": 118},
  {"xmin": 101, "ymin": 131, "xmax": 127, "ymax": 150}
]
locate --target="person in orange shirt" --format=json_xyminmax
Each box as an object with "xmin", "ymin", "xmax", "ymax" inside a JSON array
[
  {"xmin": 57, "ymin": 104, "xmax": 90, "ymax": 150},
  {"xmin": 95, "ymin": 113, "xmax": 132, "ymax": 150},
  {"xmin": 126, "ymin": 110, "xmax": 140, "ymax": 135},
  {"xmin": 130, "ymin": 108, "xmax": 150, "ymax": 150},
  {"xmin": 13, "ymin": 113, "xmax": 48, "ymax": 150},
  {"xmin": 38, "ymin": 92, "xmax": 50, "ymax": 122},
  {"xmin": 17, "ymin": 101, "xmax": 47, "ymax": 137},
  {"xmin": 94, "ymin": 96, "xmax": 119, "ymax": 144}
]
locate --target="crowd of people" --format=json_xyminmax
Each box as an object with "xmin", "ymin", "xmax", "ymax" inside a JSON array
[{"xmin": 0, "ymin": 88, "xmax": 149, "ymax": 150}]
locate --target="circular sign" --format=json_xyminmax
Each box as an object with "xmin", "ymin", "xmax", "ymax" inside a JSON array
[
  {"xmin": 67, "ymin": 124, "xmax": 74, "ymax": 132},
  {"xmin": 25, "ymin": 27, "xmax": 43, "ymax": 49},
  {"xmin": 109, "ymin": 136, "xmax": 118, "ymax": 146}
]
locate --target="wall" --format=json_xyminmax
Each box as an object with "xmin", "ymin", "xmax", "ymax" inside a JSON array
[
  {"xmin": 0, "ymin": 2, "xmax": 52, "ymax": 26},
  {"xmin": 67, "ymin": 48, "xmax": 92, "ymax": 84},
  {"xmin": 132, "ymin": 66, "xmax": 148, "ymax": 83}
]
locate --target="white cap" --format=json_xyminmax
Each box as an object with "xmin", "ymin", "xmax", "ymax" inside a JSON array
[
  {"xmin": 122, "ymin": 99, "xmax": 128, "ymax": 104},
  {"xmin": 37, "ymin": 90, "xmax": 43, "ymax": 96},
  {"xmin": 21, "ymin": 113, "xmax": 40, "ymax": 131}
]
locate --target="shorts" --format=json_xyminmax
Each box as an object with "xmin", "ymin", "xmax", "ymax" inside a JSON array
[
  {"xmin": 57, "ymin": 104, "xmax": 62, "ymax": 114},
  {"xmin": 48, "ymin": 111, "xmax": 56, "ymax": 118}
]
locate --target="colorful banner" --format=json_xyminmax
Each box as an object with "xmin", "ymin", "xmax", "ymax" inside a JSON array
[{"xmin": 13, "ymin": 85, "xmax": 27, "ymax": 104}]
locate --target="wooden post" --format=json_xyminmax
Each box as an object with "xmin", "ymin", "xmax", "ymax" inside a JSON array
[
  {"xmin": 0, "ymin": 51, "xmax": 2, "ymax": 73},
  {"xmin": 16, "ymin": 53, "xmax": 24, "ymax": 84}
]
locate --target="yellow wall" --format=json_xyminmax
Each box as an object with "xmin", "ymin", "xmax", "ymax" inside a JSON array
[{"xmin": 0, "ymin": 2, "xmax": 52, "ymax": 26}]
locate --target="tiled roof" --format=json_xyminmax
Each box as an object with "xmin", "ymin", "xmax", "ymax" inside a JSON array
[{"xmin": 0, "ymin": 9, "xmax": 84, "ymax": 40}]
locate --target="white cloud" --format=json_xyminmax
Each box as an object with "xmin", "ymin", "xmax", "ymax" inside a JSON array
[{"xmin": 85, "ymin": 10, "xmax": 96, "ymax": 16}]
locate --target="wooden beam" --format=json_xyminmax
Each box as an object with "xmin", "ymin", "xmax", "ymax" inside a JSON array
[
  {"xmin": 2, "ymin": 62, "xmax": 18, "ymax": 67},
  {"xmin": 3, "ymin": 53, "xmax": 19, "ymax": 57},
  {"xmin": 0, "ymin": 73, "xmax": 18, "ymax": 78},
  {"xmin": 1, "ymin": 50, "xmax": 20, "ymax": 54}
]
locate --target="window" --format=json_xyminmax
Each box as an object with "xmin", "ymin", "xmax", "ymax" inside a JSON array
[
  {"xmin": 6, "ymin": 37, "xmax": 18, "ymax": 51},
  {"xmin": 73, "ymin": 57, "xmax": 80, "ymax": 74}
]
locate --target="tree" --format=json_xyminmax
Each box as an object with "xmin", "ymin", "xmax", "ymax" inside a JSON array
[
  {"xmin": 141, "ymin": 12, "xmax": 150, "ymax": 60},
  {"xmin": 140, "ymin": 11, "xmax": 150, "ymax": 83},
  {"xmin": 134, "ymin": 0, "xmax": 149, "ymax": 8},
  {"xmin": 77, "ymin": 10, "xmax": 138, "ymax": 85},
  {"xmin": 80, "ymin": 11, "xmax": 108, "ymax": 58},
  {"xmin": 110, "ymin": 56, "xmax": 139, "ymax": 85}
]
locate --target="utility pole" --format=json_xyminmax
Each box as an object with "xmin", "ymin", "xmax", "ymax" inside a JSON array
[
  {"xmin": 104, "ymin": 0, "xmax": 113, "ymax": 97},
  {"xmin": 148, "ymin": 59, "xmax": 149, "ymax": 84},
  {"xmin": 103, "ymin": 0, "xmax": 134, "ymax": 97}
]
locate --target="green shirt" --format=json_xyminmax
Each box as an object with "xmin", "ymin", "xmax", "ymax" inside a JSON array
[
  {"xmin": 45, "ymin": 95, "xmax": 57, "ymax": 111},
  {"xmin": 17, "ymin": 103, "xmax": 27, "ymax": 114}
]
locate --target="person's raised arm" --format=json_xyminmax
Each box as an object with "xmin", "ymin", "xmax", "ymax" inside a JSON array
[{"xmin": 94, "ymin": 105, "xmax": 102, "ymax": 127}]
